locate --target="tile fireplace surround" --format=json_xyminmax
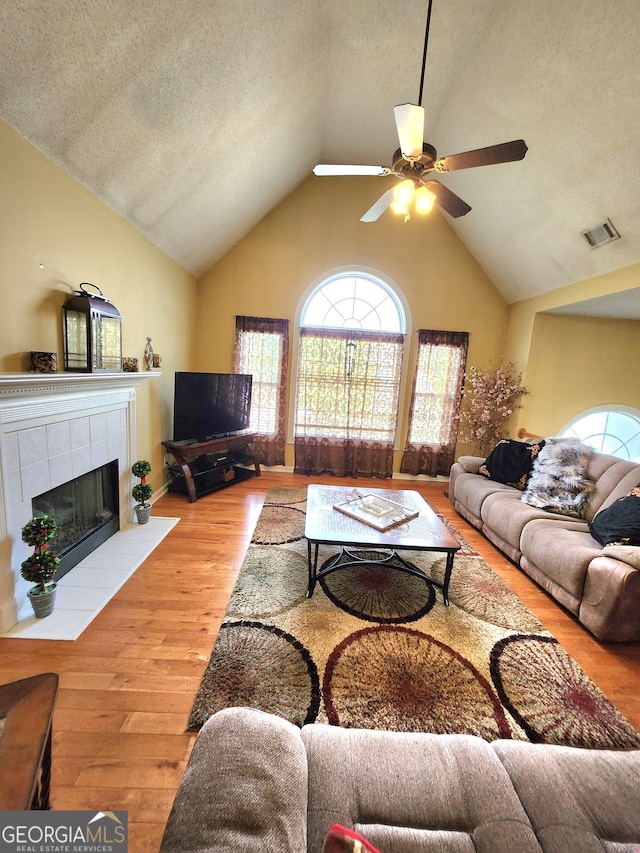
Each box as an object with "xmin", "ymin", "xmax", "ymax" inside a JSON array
[{"xmin": 0, "ymin": 372, "xmax": 169, "ymax": 638}]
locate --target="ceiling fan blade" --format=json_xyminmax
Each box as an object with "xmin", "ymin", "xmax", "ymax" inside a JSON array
[
  {"xmin": 314, "ymin": 164, "xmax": 387, "ymax": 176},
  {"xmin": 435, "ymin": 139, "xmax": 528, "ymax": 172},
  {"xmin": 394, "ymin": 104, "xmax": 425, "ymax": 159},
  {"xmin": 360, "ymin": 188, "xmax": 394, "ymax": 222},
  {"xmin": 425, "ymin": 180, "xmax": 472, "ymax": 218}
]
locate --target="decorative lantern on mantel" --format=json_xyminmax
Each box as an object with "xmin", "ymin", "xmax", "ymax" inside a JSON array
[{"xmin": 62, "ymin": 282, "xmax": 122, "ymax": 372}]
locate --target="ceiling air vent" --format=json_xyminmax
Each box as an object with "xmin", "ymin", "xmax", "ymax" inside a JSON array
[{"xmin": 581, "ymin": 218, "xmax": 620, "ymax": 249}]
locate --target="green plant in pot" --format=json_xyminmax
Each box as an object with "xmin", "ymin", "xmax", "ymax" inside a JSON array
[
  {"xmin": 132, "ymin": 460, "xmax": 153, "ymax": 524},
  {"xmin": 21, "ymin": 515, "xmax": 60, "ymax": 618}
]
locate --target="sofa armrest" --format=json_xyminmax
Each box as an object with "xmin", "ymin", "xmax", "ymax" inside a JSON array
[
  {"xmin": 456, "ymin": 455, "xmax": 486, "ymax": 474},
  {"xmin": 579, "ymin": 556, "xmax": 640, "ymax": 642},
  {"xmin": 602, "ymin": 544, "xmax": 640, "ymax": 570},
  {"xmin": 160, "ymin": 707, "xmax": 308, "ymax": 853}
]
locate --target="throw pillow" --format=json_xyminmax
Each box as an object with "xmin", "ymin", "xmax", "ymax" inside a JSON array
[
  {"xmin": 589, "ymin": 484, "xmax": 640, "ymax": 547},
  {"xmin": 322, "ymin": 824, "xmax": 381, "ymax": 853},
  {"xmin": 478, "ymin": 438, "xmax": 545, "ymax": 490},
  {"xmin": 521, "ymin": 437, "xmax": 595, "ymax": 518}
]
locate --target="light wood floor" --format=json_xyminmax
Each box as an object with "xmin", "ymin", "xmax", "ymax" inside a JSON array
[{"xmin": 1, "ymin": 472, "xmax": 639, "ymax": 853}]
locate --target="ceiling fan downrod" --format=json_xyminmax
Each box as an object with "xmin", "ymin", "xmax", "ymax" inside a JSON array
[{"xmin": 418, "ymin": 0, "xmax": 434, "ymax": 107}]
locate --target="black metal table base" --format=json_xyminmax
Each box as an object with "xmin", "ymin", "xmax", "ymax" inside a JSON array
[{"xmin": 307, "ymin": 542, "xmax": 455, "ymax": 605}]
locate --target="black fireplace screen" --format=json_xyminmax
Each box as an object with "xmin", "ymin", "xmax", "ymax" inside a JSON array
[{"xmin": 32, "ymin": 461, "xmax": 119, "ymax": 580}]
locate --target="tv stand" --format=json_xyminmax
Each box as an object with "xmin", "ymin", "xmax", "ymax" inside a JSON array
[{"xmin": 162, "ymin": 432, "xmax": 260, "ymax": 502}]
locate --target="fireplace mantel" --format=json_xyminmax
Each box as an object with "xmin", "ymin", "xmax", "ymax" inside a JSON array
[
  {"xmin": 0, "ymin": 371, "xmax": 159, "ymax": 632},
  {"xmin": 0, "ymin": 372, "xmax": 159, "ymax": 397}
]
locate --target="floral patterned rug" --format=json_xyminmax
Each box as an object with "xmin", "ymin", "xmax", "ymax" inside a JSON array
[{"xmin": 188, "ymin": 487, "xmax": 640, "ymax": 749}]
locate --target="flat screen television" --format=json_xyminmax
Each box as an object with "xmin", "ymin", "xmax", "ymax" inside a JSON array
[{"xmin": 173, "ymin": 372, "xmax": 252, "ymax": 442}]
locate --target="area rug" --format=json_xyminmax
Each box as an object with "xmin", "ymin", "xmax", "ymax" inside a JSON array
[{"xmin": 188, "ymin": 486, "xmax": 640, "ymax": 749}]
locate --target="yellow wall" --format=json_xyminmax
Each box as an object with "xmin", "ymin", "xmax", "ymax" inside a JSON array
[
  {"xmin": 197, "ymin": 175, "xmax": 510, "ymax": 468},
  {"xmin": 504, "ymin": 265, "xmax": 640, "ymax": 438},
  {"xmin": 0, "ymin": 121, "xmax": 197, "ymax": 491},
  {"xmin": 515, "ymin": 312, "xmax": 640, "ymax": 436}
]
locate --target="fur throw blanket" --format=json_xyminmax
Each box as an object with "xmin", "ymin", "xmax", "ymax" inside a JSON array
[{"xmin": 521, "ymin": 437, "xmax": 595, "ymax": 518}]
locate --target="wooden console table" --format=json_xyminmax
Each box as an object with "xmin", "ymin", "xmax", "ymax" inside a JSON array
[
  {"xmin": 163, "ymin": 431, "xmax": 260, "ymax": 502},
  {"xmin": 0, "ymin": 672, "xmax": 58, "ymax": 809}
]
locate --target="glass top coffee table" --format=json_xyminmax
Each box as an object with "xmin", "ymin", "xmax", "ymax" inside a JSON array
[{"xmin": 304, "ymin": 485, "xmax": 460, "ymax": 605}]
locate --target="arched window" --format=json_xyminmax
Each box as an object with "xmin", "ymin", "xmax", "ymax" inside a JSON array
[
  {"xmin": 561, "ymin": 408, "xmax": 640, "ymax": 462},
  {"xmin": 300, "ymin": 272, "xmax": 405, "ymax": 332},
  {"xmin": 294, "ymin": 271, "xmax": 406, "ymax": 478}
]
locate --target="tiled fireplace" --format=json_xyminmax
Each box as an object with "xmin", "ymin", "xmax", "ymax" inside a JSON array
[{"xmin": 0, "ymin": 372, "xmax": 156, "ymax": 633}]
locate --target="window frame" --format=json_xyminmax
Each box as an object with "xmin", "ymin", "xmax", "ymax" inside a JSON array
[
  {"xmin": 290, "ymin": 266, "xmax": 412, "ymax": 449},
  {"xmin": 293, "ymin": 326, "xmax": 405, "ymax": 444},
  {"xmin": 560, "ymin": 406, "xmax": 640, "ymax": 462},
  {"xmin": 233, "ymin": 315, "xmax": 289, "ymax": 467},
  {"xmin": 400, "ymin": 329, "xmax": 469, "ymax": 477},
  {"xmin": 300, "ymin": 270, "xmax": 406, "ymax": 332}
]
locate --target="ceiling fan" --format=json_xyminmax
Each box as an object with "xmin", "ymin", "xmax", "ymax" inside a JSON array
[{"xmin": 313, "ymin": 0, "xmax": 528, "ymax": 223}]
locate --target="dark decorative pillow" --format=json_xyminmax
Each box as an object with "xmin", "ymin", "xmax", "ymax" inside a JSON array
[
  {"xmin": 478, "ymin": 438, "xmax": 545, "ymax": 490},
  {"xmin": 322, "ymin": 824, "xmax": 381, "ymax": 853},
  {"xmin": 589, "ymin": 484, "xmax": 640, "ymax": 546}
]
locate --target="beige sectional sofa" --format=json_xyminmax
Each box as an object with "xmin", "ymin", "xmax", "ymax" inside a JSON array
[
  {"xmin": 449, "ymin": 446, "xmax": 640, "ymax": 641},
  {"xmin": 160, "ymin": 706, "xmax": 640, "ymax": 853}
]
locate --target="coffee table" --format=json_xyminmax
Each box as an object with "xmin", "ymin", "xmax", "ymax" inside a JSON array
[{"xmin": 304, "ymin": 485, "xmax": 460, "ymax": 605}]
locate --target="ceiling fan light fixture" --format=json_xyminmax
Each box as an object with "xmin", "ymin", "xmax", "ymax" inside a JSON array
[
  {"xmin": 414, "ymin": 185, "xmax": 435, "ymax": 214},
  {"xmin": 390, "ymin": 199, "xmax": 410, "ymax": 217},
  {"xmin": 391, "ymin": 179, "xmax": 415, "ymax": 213},
  {"xmin": 393, "ymin": 104, "xmax": 425, "ymax": 160}
]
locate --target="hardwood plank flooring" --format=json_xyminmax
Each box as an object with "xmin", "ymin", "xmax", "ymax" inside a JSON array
[{"xmin": 0, "ymin": 471, "xmax": 638, "ymax": 853}]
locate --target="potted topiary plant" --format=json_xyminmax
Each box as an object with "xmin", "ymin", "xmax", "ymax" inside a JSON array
[
  {"xmin": 132, "ymin": 460, "xmax": 153, "ymax": 524},
  {"xmin": 21, "ymin": 515, "xmax": 60, "ymax": 618}
]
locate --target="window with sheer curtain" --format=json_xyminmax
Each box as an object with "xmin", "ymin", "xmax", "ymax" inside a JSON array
[
  {"xmin": 233, "ymin": 316, "xmax": 289, "ymax": 467},
  {"xmin": 294, "ymin": 272, "xmax": 406, "ymax": 478},
  {"xmin": 401, "ymin": 330, "xmax": 469, "ymax": 477}
]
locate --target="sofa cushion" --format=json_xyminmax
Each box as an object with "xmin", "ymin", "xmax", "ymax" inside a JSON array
[
  {"xmin": 492, "ymin": 740, "xmax": 640, "ymax": 852},
  {"xmin": 519, "ymin": 518, "xmax": 600, "ymax": 607},
  {"xmin": 159, "ymin": 707, "xmax": 308, "ymax": 853},
  {"xmin": 521, "ymin": 437, "xmax": 595, "ymax": 518},
  {"xmin": 479, "ymin": 439, "xmax": 545, "ymax": 490},
  {"xmin": 301, "ymin": 726, "xmax": 542, "ymax": 853},
  {"xmin": 453, "ymin": 471, "xmax": 514, "ymax": 527},
  {"xmin": 323, "ymin": 824, "xmax": 381, "ymax": 853},
  {"xmin": 480, "ymin": 491, "xmax": 577, "ymax": 561},
  {"xmin": 582, "ymin": 455, "xmax": 640, "ymax": 518},
  {"xmin": 589, "ymin": 483, "xmax": 640, "ymax": 546}
]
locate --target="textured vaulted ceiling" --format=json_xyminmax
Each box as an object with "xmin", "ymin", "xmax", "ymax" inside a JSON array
[{"xmin": 2, "ymin": 0, "xmax": 640, "ymax": 310}]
